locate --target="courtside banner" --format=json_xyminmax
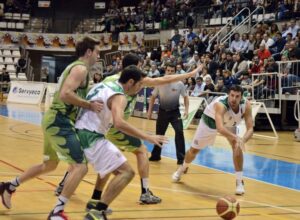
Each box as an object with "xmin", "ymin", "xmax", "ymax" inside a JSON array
[
  {"xmin": 7, "ymin": 81, "xmax": 46, "ymax": 105},
  {"xmin": 179, "ymin": 96, "xmax": 205, "ymax": 129}
]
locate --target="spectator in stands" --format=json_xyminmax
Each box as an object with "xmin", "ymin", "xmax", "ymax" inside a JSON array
[
  {"xmin": 205, "ymin": 53, "xmax": 219, "ymax": 81},
  {"xmin": 92, "ymin": 72, "xmax": 103, "ymax": 84},
  {"xmin": 257, "ymin": 43, "xmax": 271, "ymax": 63},
  {"xmin": 215, "ymin": 77, "xmax": 228, "ymax": 93},
  {"xmin": 265, "ymin": 57, "xmax": 279, "ymax": 73},
  {"xmin": 249, "ymin": 55, "xmax": 263, "ymax": 75},
  {"xmin": 191, "ymin": 77, "xmax": 205, "ymax": 97},
  {"xmin": 280, "ymin": 55, "xmax": 300, "ymax": 94},
  {"xmin": 148, "ymin": 64, "xmax": 160, "ymax": 78},
  {"xmin": 254, "ymin": 33, "xmax": 262, "ymax": 50},
  {"xmin": 171, "ymin": 29, "xmax": 182, "ymax": 46},
  {"xmin": 176, "ymin": 64, "xmax": 186, "ymax": 74},
  {"xmin": 240, "ymin": 71, "xmax": 252, "ymax": 92},
  {"xmin": 270, "ymin": 23, "xmax": 280, "ymax": 38},
  {"xmin": 230, "ymin": 33, "xmax": 243, "ymax": 53},
  {"xmin": 185, "ymin": 77, "xmax": 196, "ymax": 92},
  {"xmin": 200, "ymin": 76, "xmax": 215, "ymax": 99},
  {"xmin": 286, "ymin": 19, "xmax": 299, "ymax": 38},
  {"xmin": 150, "ymin": 46, "xmax": 162, "ymax": 63},
  {"xmin": 240, "ymin": 33, "xmax": 250, "ymax": 54},
  {"xmin": 269, "ymin": 32, "xmax": 287, "ymax": 59},
  {"xmin": 223, "ymin": 69, "xmax": 239, "ymax": 90},
  {"xmin": 261, "ymin": 33, "xmax": 275, "ymax": 49},
  {"xmin": 232, "ymin": 52, "xmax": 248, "ymax": 79},
  {"xmin": 225, "ymin": 52, "xmax": 235, "ymax": 71},
  {"xmin": 186, "ymin": 28, "xmax": 197, "ymax": 42}
]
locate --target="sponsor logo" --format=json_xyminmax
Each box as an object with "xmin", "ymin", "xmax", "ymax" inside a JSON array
[
  {"xmin": 16, "ymin": 88, "xmax": 41, "ymax": 96},
  {"xmin": 12, "ymin": 87, "xmax": 18, "ymax": 93}
]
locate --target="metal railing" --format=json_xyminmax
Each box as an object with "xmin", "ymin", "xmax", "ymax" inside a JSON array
[{"xmin": 277, "ymin": 60, "xmax": 300, "ymax": 95}]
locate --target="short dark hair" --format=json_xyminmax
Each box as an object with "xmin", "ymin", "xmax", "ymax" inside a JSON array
[
  {"xmin": 119, "ymin": 65, "xmax": 146, "ymax": 84},
  {"xmin": 165, "ymin": 62, "xmax": 176, "ymax": 70},
  {"xmin": 75, "ymin": 37, "xmax": 99, "ymax": 58},
  {"xmin": 228, "ymin": 85, "xmax": 243, "ymax": 94},
  {"xmin": 122, "ymin": 53, "xmax": 141, "ymax": 68}
]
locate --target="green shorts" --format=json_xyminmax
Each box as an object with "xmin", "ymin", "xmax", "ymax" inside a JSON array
[
  {"xmin": 106, "ymin": 126, "xmax": 142, "ymax": 152},
  {"xmin": 42, "ymin": 109, "xmax": 86, "ymax": 164}
]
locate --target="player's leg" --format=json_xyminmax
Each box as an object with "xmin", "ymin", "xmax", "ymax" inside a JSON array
[
  {"xmin": 84, "ymin": 139, "xmax": 134, "ymax": 220},
  {"xmin": 134, "ymin": 145, "xmax": 161, "ymax": 204},
  {"xmin": 228, "ymin": 134, "xmax": 245, "ymax": 195},
  {"xmin": 172, "ymin": 120, "xmax": 217, "ymax": 182},
  {"xmin": 0, "ymin": 125, "xmax": 59, "ymax": 210}
]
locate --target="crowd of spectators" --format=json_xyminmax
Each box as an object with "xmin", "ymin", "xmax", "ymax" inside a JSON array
[{"xmin": 103, "ymin": 18, "xmax": 300, "ymax": 101}]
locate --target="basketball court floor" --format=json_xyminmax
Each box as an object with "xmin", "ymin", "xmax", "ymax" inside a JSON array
[{"xmin": 0, "ymin": 103, "xmax": 299, "ymax": 220}]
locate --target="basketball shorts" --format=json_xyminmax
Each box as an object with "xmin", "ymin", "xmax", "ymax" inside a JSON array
[
  {"xmin": 83, "ymin": 138, "xmax": 127, "ymax": 179},
  {"xmin": 192, "ymin": 118, "xmax": 237, "ymax": 150},
  {"xmin": 106, "ymin": 126, "xmax": 142, "ymax": 152},
  {"xmin": 42, "ymin": 109, "xmax": 86, "ymax": 164}
]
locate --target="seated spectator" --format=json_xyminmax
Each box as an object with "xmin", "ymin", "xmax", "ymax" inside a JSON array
[
  {"xmin": 257, "ymin": 43, "xmax": 271, "ymax": 63},
  {"xmin": 232, "ymin": 52, "xmax": 248, "ymax": 79},
  {"xmin": 186, "ymin": 77, "xmax": 196, "ymax": 93},
  {"xmin": 223, "ymin": 69, "xmax": 239, "ymax": 89},
  {"xmin": 240, "ymin": 71, "xmax": 252, "ymax": 91},
  {"xmin": 261, "ymin": 33, "xmax": 275, "ymax": 49},
  {"xmin": 230, "ymin": 33, "xmax": 243, "ymax": 53},
  {"xmin": 191, "ymin": 77, "xmax": 205, "ymax": 97},
  {"xmin": 215, "ymin": 77, "xmax": 228, "ymax": 93},
  {"xmin": 93, "ymin": 72, "xmax": 103, "ymax": 83},
  {"xmin": 269, "ymin": 32, "xmax": 286, "ymax": 59},
  {"xmin": 171, "ymin": 29, "xmax": 182, "ymax": 46},
  {"xmin": 148, "ymin": 64, "xmax": 160, "ymax": 78},
  {"xmin": 176, "ymin": 64, "xmax": 186, "ymax": 74}
]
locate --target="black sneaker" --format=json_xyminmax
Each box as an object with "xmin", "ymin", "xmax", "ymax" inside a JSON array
[
  {"xmin": 84, "ymin": 209, "xmax": 108, "ymax": 220},
  {"xmin": 149, "ymin": 156, "xmax": 161, "ymax": 162}
]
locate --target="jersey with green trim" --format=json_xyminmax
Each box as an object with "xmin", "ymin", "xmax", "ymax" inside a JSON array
[
  {"xmin": 104, "ymin": 73, "xmax": 137, "ymax": 119},
  {"xmin": 75, "ymin": 80, "xmax": 124, "ymax": 135},
  {"xmin": 203, "ymin": 95, "xmax": 247, "ymax": 127},
  {"xmin": 50, "ymin": 60, "xmax": 89, "ymax": 121}
]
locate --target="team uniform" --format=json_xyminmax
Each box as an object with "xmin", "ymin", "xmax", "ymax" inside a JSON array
[
  {"xmin": 43, "ymin": 60, "xmax": 89, "ymax": 164},
  {"xmin": 75, "ymin": 80, "xmax": 127, "ymax": 178},
  {"xmin": 192, "ymin": 95, "xmax": 247, "ymax": 149},
  {"xmin": 103, "ymin": 74, "xmax": 142, "ymax": 152}
]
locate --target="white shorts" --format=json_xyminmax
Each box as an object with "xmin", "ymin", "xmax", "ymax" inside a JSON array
[
  {"xmin": 84, "ymin": 139, "xmax": 127, "ymax": 179},
  {"xmin": 192, "ymin": 119, "xmax": 237, "ymax": 150}
]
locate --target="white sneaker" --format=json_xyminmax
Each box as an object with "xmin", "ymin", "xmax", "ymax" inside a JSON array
[
  {"xmin": 172, "ymin": 166, "xmax": 188, "ymax": 182},
  {"xmin": 235, "ymin": 180, "xmax": 245, "ymax": 195}
]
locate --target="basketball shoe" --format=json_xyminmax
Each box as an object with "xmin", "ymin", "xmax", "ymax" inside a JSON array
[
  {"xmin": 86, "ymin": 199, "xmax": 113, "ymax": 214},
  {"xmin": 84, "ymin": 209, "xmax": 108, "ymax": 220},
  {"xmin": 235, "ymin": 180, "xmax": 245, "ymax": 195},
  {"xmin": 139, "ymin": 190, "xmax": 161, "ymax": 204},
  {"xmin": 172, "ymin": 166, "xmax": 189, "ymax": 182},
  {"xmin": 47, "ymin": 210, "xmax": 69, "ymax": 220},
  {"xmin": 0, "ymin": 182, "xmax": 15, "ymax": 209}
]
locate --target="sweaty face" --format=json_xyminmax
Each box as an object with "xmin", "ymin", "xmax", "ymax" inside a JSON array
[{"xmin": 228, "ymin": 90, "xmax": 242, "ymax": 110}]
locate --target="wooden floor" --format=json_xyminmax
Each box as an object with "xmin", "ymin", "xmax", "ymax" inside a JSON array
[{"xmin": 0, "ymin": 104, "xmax": 300, "ymax": 220}]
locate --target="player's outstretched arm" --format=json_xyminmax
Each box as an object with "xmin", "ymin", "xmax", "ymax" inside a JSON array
[
  {"xmin": 142, "ymin": 64, "xmax": 203, "ymax": 87},
  {"xmin": 109, "ymin": 94, "xmax": 168, "ymax": 147}
]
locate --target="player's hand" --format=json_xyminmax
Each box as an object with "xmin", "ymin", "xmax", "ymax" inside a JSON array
[
  {"xmin": 182, "ymin": 110, "xmax": 189, "ymax": 120},
  {"xmin": 146, "ymin": 135, "xmax": 168, "ymax": 147},
  {"xmin": 90, "ymin": 100, "xmax": 104, "ymax": 113}
]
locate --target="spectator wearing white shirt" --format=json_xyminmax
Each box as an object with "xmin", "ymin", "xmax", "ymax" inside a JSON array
[
  {"xmin": 148, "ymin": 64, "xmax": 160, "ymax": 78},
  {"xmin": 176, "ymin": 64, "xmax": 186, "ymax": 74},
  {"xmin": 260, "ymin": 33, "xmax": 275, "ymax": 49},
  {"xmin": 230, "ymin": 33, "xmax": 243, "ymax": 53},
  {"xmin": 191, "ymin": 77, "xmax": 205, "ymax": 97},
  {"xmin": 286, "ymin": 19, "xmax": 300, "ymax": 38},
  {"xmin": 240, "ymin": 33, "xmax": 249, "ymax": 53}
]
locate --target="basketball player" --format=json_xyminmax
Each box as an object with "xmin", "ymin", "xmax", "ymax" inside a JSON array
[
  {"xmin": 55, "ymin": 54, "xmax": 202, "ymax": 208},
  {"xmin": 172, "ymin": 85, "xmax": 253, "ymax": 195},
  {"xmin": 0, "ymin": 37, "xmax": 103, "ymax": 219},
  {"xmin": 76, "ymin": 65, "xmax": 168, "ymax": 219}
]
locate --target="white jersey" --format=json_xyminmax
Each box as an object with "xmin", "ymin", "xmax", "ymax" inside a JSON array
[
  {"xmin": 75, "ymin": 80, "xmax": 124, "ymax": 135},
  {"xmin": 203, "ymin": 95, "xmax": 247, "ymax": 128}
]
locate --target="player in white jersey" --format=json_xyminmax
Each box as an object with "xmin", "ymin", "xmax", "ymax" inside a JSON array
[
  {"xmin": 172, "ymin": 85, "xmax": 253, "ymax": 195},
  {"xmin": 76, "ymin": 65, "xmax": 168, "ymax": 220}
]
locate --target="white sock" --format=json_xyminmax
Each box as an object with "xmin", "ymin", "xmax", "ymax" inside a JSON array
[
  {"xmin": 10, "ymin": 177, "xmax": 20, "ymax": 191},
  {"xmin": 142, "ymin": 178, "xmax": 149, "ymax": 192},
  {"xmin": 53, "ymin": 195, "xmax": 68, "ymax": 214},
  {"xmin": 180, "ymin": 162, "xmax": 190, "ymax": 172},
  {"xmin": 236, "ymin": 171, "xmax": 243, "ymax": 182}
]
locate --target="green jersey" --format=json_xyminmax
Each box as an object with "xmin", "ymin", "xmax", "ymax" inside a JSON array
[
  {"xmin": 104, "ymin": 73, "xmax": 137, "ymax": 119},
  {"xmin": 51, "ymin": 60, "xmax": 89, "ymax": 121}
]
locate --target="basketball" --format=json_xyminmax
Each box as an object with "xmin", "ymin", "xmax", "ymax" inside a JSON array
[{"xmin": 216, "ymin": 196, "xmax": 240, "ymax": 220}]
